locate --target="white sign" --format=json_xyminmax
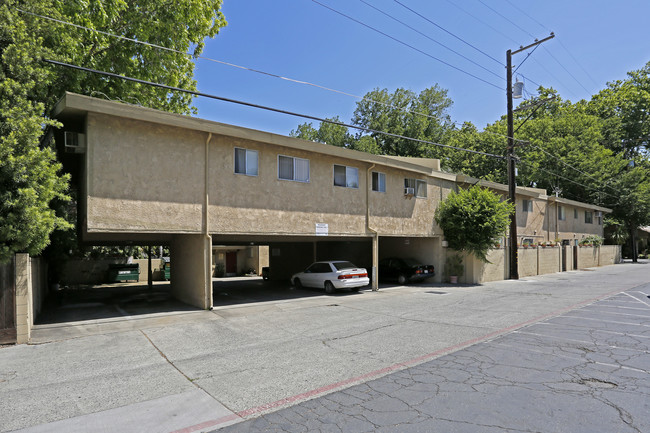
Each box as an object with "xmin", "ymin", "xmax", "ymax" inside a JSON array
[{"xmin": 315, "ymin": 223, "xmax": 329, "ymax": 236}]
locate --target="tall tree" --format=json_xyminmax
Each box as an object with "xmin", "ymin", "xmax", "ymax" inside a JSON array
[
  {"xmin": 351, "ymin": 86, "xmax": 454, "ymax": 157},
  {"xmin": 589, "ymin": 61, "xmax": 650, "ymax": 159},
  {"xmin": 0, "ymin": 0, "xmax": 227, "ymax": 262}
]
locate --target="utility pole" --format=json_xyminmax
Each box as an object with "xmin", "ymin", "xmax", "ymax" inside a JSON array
[{"xmin": 506, "ymin": 33, "xmax": 554, "ymax": 280}]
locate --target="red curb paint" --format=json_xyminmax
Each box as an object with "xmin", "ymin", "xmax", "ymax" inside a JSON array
[{"xmin": 171, "ymin": 286, "xmax": 626, "ymax": 433}]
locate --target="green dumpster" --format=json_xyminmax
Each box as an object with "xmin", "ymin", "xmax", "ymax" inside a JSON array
[
  {"xmin": 163, "ymin": 261, "xmax": 170, "ymax": 281},
  {"xmin": 107, "ymin": 263, "xmax": 140, "ymax": 282}
]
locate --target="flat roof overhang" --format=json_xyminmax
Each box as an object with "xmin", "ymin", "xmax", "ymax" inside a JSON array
[{"xmin": 52, "ymin": 92, "xmax": 455, "ymax": 181}]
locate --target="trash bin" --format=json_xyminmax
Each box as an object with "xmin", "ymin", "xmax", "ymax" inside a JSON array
[
  {"xmin": 107, "ymin": 263, "xmax": 140, "ymax": 282},
  {"xmin": 163, "ymin": 261, "xmax": 170, "ymax": 281}
]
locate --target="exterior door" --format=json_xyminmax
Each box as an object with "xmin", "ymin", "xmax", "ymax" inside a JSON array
[
  {"xmin": 0, "ymin": 256, "xmax": 16, "ymax": 344},
  {"xmin": 226, "ymin": 252, "xmax": 237, "ymax": 275}
]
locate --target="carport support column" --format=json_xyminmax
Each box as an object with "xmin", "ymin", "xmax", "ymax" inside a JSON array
[
  {"xmin": 170, "ymin": 234, "xmax": 213, "ymax": 310},
  {"xmin": 372, "ymin": 234, "xmax": 379, "ymax": 291}
]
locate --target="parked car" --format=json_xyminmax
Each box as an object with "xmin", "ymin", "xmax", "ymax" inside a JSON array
[
  {"xmin": 291, "ymin": 261, "xmax": 369, "ymax": 294},
  {"xmin": 379, "ymin": 257, "xmax": 435, "ymax": 284}
]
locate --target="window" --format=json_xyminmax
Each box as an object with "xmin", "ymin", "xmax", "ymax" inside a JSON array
[
  {"xmin": 585, "ymin": 211, "xmax": 593, "ymax": 224},
  {"xmin": 234, "ymin": 148, "xmax": 258, "ymax": 176},
  {"xmin": 333, "ymin": 164, "xmax": 359, "ymax": 188},
  {"xmin": 523, "ymin": 199, "xmax": 533, "ymax": 212},
  {"xmin": 278, "ymin": 155, "xmax": 309, "ymax": 182},
  {"xmin": 596, "ymin": 212, "xmax": 603, "ymax": 225},
  {"xmin": 558, "ymin": 205, "xmax": 566, "ymax": 221},
  {"xmin": 405, "ymin": 178, "xmax": 427, "ymax": 198},
  {"xmin": 372, "ymin": 171, "xmax": 386, "ymax": 192},
  {"xmin": 574, "ymin": 208, "xmax": 578, "ymax": 219}
]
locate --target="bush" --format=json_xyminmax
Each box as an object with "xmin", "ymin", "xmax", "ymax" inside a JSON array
[{"xmin": 435, "ymin": 186, "xmax": 515, "ymax": 262}]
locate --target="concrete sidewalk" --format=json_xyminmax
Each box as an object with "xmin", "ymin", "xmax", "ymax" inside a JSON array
[{"xmin": 1, "ymin": 261, "xmax": 648, "ymax": 432}]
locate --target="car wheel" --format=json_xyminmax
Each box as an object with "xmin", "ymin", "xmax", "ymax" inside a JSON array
[
  {"xmin": 324, "ymin": 281, "xmax": 335, "ymax": 294},
  {"xmin": 293, "ymin": 278, "xmax": 302, "ymax": 289},
  {"xmin": 397, "ymin": 274, "xmax": 408, "ymax": 285}
]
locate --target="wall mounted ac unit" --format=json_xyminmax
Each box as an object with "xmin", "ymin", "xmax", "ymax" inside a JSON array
[
  {"xmin": 404, "ymin": 187, "xmax": 415, "ymax": 196},
  {"xmin": 595, "ymin": 211, "xmax": 602, "ymax": 217},
  {"xmin": 64, "ymin": 131, "xmax": 86, "ymax": 153}
]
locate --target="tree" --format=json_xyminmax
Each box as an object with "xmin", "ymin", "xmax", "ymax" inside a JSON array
[
  {"xmin": 434, "ymin": 185, "xmax": 514, "ymax": 262},
  {"xmin": 1, "ymin": 0, "xmax": 227, "ymax": 262},
  {"xmin": 290, "ymin": 116, "xmax": 353, "ymax": 148},
  {"xmin": 442, "ymin": 121, "xmax": 507, "ymax": 183},
  {"xmin": 352, "ymin": 86, "xmax": 454, "ymax": 157},
  {"xmin": 589, "ymin": 61, "xmax": 650, "ymax": 159}
]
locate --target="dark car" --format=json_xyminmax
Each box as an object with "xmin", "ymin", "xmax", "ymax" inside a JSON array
[{"xmin": 379, "ymin": 257, "xmax": 435, "ymax": 284}]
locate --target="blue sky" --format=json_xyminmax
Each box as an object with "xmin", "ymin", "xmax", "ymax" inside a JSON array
[{"xmin": 192, "ymin": 0, "xmax": 650, "ymax": 137}]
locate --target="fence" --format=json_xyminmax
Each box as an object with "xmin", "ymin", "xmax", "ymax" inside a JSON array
[{"xmin": 458, "ymin": 245, "xmax": 621, "ymax": 284}]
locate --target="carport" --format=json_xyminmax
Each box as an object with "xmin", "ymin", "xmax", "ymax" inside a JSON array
[{"xmin": 51, "ymin": 93, "xmax": 455, "ymax": 316}]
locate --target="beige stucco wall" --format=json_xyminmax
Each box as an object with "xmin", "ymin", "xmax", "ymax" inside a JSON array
[
  {"xmin": 548, "ymin": 202, "xmax": 605, "ymax": 243},
  {"xmin": 170, "ymin": 235, "xmax": 211, "ymax": 309},
  {"xmin": 516, "ymin": 196, "xmax": 547, "ymax": 243},
  {"xmin": 84, "ymin": 113, "xmax": 452, "ymax": 239},
  {"xmin": 86, "ymin": 113, "xmax": 205, "ymax": 233}
]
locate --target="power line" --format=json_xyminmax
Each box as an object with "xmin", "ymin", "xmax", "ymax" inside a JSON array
[
  {"xmin": 478, "ymin": 0, "xmax": 535, "ymax": 39},
  {"xmin": 358, "ymin": 0, "xmax": 503, "ymax": 81},
  {"xmin": 501, "ymin": 0, "xmax": 598, "ymax": 88},
  {"xmin": 502, "ymin": 0, "xmax": 550, "ymax": 33},
  {"xmin": 517, "ymin": 159, "xmax": 617, "ymax": 199},
  {"xmin": 14, "ymin": 7, "xmax": 495, "ymax": 134},
  {"xmin": 391, "ymin": 0, "xmax": 503, "ymax": 66},
  {"xmin": 436, "ymin": 0, "xmax": 541, "ymax": 89},
  {"xmin": 527, "ymin": 143, "xmax": 618, "ymax": 193},
  {"xmin": 541, "ymin": 45, "xmax": 591, "ymax": 95},
  {"xmin": 18, "ymin": 6, "xmax": 529, "ymax": 145},
  {"xmin": 43, "ymin": 58, "xmax": 507, "ymax": 160},
  {"xmin": 442, "ymin": 0, "xmax": 518, "ymax": 45},
  {"xmin": 310, "ymin": 0, "xmax": 503, "ymax": 90},
  {"xmin": 557, "ymin": 39, "xmax": 599, "ymax": 88}
]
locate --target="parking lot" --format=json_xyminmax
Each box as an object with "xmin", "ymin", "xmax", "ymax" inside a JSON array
[{"xmin": 3, "ymin": 262, "xmax": 649, "ymax": 433}]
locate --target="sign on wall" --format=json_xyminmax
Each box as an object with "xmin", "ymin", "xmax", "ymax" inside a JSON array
[{"xmin": 315, "ymin": 223, "xmax": 329, "ymax": 236}]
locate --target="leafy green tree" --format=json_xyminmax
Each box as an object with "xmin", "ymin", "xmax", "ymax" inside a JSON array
[
  {"xmin": 1, "ymin": 0, "xmax": 227, "ymax": 262},
  {"xmin": 435, "ymin": 185, "xmax": 514, "ymax": 262},
  {"xmin": 589, "ymin": 61, "xmax": 650, "ymax": 159},
  {"xmin": 442, "ymin": 121, "xmax": 507, "ymax": 183},
  {"xmin": 352, "ymin": 86, "xmax": 454, "ymax": 157},
  {"xmin": 290, "ymin": 116, "xmax": 352, "ymax": 148}
]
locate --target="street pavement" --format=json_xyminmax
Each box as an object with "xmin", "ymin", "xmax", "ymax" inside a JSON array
[{"xmin": 1, "ymin": 261, "xmax": 648, "ymax": 432}]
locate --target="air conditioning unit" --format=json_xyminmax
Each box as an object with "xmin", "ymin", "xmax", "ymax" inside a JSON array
[
  {"xmin": 404, "ymin": 187, "xmax": 415, "ymax": 196},
  {"xmin": 64, "ymin": 131, "xmax": 86, "ymax": 153},
  {"xmin": 595, "ymin": 211, "xmax": 602, "ymax": 218}
]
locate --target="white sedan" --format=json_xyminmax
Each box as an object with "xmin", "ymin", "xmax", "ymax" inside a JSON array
[{"xmin": 291, "ymin": 261, "xmax": 369, "ymax": 294}]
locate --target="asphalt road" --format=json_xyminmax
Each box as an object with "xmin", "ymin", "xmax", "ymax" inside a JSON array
[
  {"xmin": 216, "ymin": 284, "xmax": 650, "ymax": 433},
  {"xmin": 1, "ymin": 261, "xmax": 648, "ymax": 433}
]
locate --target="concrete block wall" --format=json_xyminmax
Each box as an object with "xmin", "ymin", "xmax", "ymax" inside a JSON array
[
  {"xmin": 15, "ymin": 254, "xmax": 31, "ymax": 344},
  {"xmin": 599, "ymin": 245, "xmax": 621, "ymax": 266},
  {"xmin": 577, "ymin": 246, "xmax": 599, "ymax": 268},
  {"xmin": 518, "ymin": 248, "xmax": 538, "ymax": 278},
  {"xmin": 538, "ymin": 247, "xmax": 561, "ymax": 275},
  {"xmin": 467, "ymin": 248, "xmax": 507, "ymax": 284}
]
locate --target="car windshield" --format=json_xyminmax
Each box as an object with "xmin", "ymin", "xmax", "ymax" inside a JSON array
[{"xmin": 332, "ymin": 261, "xmax": 358, "ymax": 270}]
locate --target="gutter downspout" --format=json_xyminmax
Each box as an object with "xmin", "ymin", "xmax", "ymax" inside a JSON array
[
  {"xmin": 204, "ymin": 133, "xmax": 213, "ymax": 309},
  {"xmin": 366, "ymin": 164, "xmax": 379, "ymax": 291}
]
